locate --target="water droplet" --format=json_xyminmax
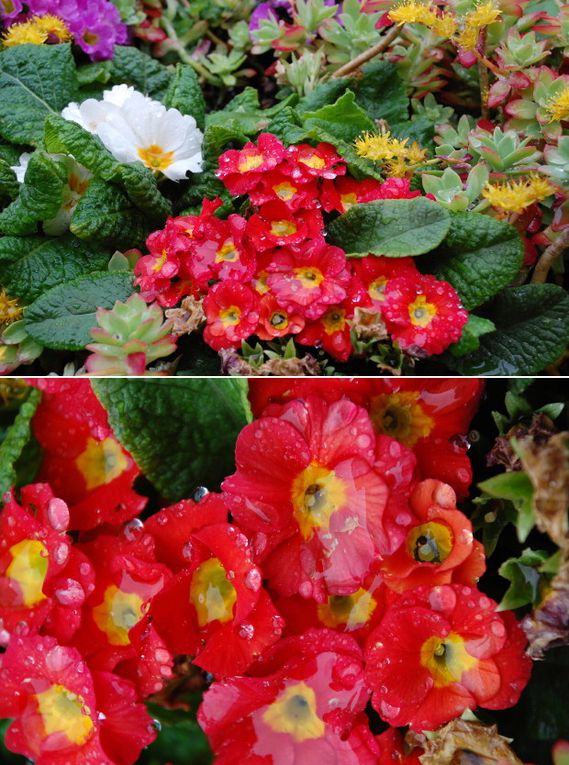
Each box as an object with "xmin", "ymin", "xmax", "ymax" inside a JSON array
[
  {"xmin": 54, "ymin": 579, "xmax": 85, "ymax": 607},
  {"xmin": 124, "ymin": 518, "xmax": 144, "ymax": 541},
  {"xmin": 244, "ymin": 568, "xmax": 262, "ymax": 592},
  {"xmin": 193, "ymin": 486, "xmax": 209, "ymax": 502},
  {"xmin": 182, "ymin": 542, "xmax": 194, "ymax": 561},
  {"xmin": 238, "ymin": 623, "xmax": 255, "ymax": 640},
  {"xmin": 47, "ymin": 498, "xmax": 70, "ymax": 532}
]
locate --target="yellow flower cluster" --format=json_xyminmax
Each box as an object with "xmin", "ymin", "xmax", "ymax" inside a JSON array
[
  {"xmin": 3, "ymin": 14, "xmax": 71, "ymax": 48},
  {"xmin": 354, "ymin": 131, "xmax": 427, "ymax": 177},
  {"xmin": 544, "ymin": 87, "xmax": 569, "ymax": 124},
  {"xmin": 388, "ymin": 0, "xmax": 501, "ymax": 50},
  {"xmin": 482, "ymin": 176, "xmax": 556, "ymax": 214},
  {"xmin": 0, "ymin": 290, "xmax": 23, "ymax": 327}
]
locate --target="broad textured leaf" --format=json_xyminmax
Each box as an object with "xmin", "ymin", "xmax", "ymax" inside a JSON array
[
  {"xmin": 0, "ymin": 44, "xmax": 77, "ymax": 145},
  {"xmin": 24, "ymin": 271, "xmax": 134, "ymax": 350},
  {"xmin": 115, "ymin": 162, "xmax": 172, "ymax": 222},
  {"xmin": 449, "ymin": 314, "xmax": 496, "ymax": 357},
  {"xmin": 302, "ymin": 90, "xmax": 376, "ymax": 144},
  {"xmin": 110, "ymin": 46, "xmax": 171, "ymax": 99},
  {"xmin": 422, "ymin": 211, "xmax": 524, "ymax": 310},
  {"xmin": 297, "ymin": 78, "xmax": 351, "ymax": 113},
  {"xmin": 70, "ymin": 180, "xmax": 148, "ymax": 248},
  {"xmin": 355, "ymin": 61, "xmax": 408, "ymax": 124},
  {"xmin": 0, "ymin": 158, "xmax": 18, "ymax": 204},
  {"xmin": 327, "ymin": 197, "xmax": 451, "ymax": 257},
  {"xmin": 206, "ymin": 94, "xmax": 298, "ymax": 136},
  {"xmin": 445, "ymin": 285, "xmax": 569, "ymax": 375},
  {"xmin": 165, "ymin": 63, "xmax": 206, "ymax": 130},
  {"xmin": 44, "ymin": 115, "xmax": 119, "ymax": 181},
  {"xmin": 0, "ymin": 235, "xmax": 110, "ymax": 302},
  {"xmin": 498, "ymin": 549, "xmax": 549, "ymax": 610},
  {"xmin": 0, "ymin": 387, "xmax": 41, "ymax": 497},
  {"xmin": 93, "ymin": 378, "xmax": 252, "ymax": 501}
]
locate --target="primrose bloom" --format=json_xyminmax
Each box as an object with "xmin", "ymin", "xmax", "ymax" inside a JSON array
[
  {"xmin": 62, "ymin": 86, "xmax": 203, "ymax": 181},
  {"xmin": 217, "ymin": 133, "xmax": 288, "ymax": 196},
  {"xmin": 365, "ymin": 583, "xmax": 532, "ymax": 730},
  {"xmin": 351, "ymin": 256, "xmax": 419, "ymax": 312},
  {"xmin": 203, "ymin": 282, "xmax": 260, "ymax": 351}
]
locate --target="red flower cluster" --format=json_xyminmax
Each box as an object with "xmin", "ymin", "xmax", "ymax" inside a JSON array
[
  {"xmin": 0, "ymin": 381, "xmax": 531, "ymax": 765},
  {"xmin": 135, "ymin": 134, "xmax": 468, "ymax": 361}
]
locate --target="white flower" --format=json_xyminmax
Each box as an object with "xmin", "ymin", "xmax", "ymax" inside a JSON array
[
  {"xmin": 62, "ymin": 86, "xmax": 204, "ymax": 182},
  {"xmin": 10, "ymin": 152, "xmax": 32, "ymax": 183}
]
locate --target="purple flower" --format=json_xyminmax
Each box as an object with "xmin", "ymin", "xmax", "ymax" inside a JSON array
[
  {"xmin": 249, "ymin": 0, "xmax": 293, "ymax": 32},
  {"xmin": 0, "ymin": 0, "xmax": 23, "ymax": 21}
]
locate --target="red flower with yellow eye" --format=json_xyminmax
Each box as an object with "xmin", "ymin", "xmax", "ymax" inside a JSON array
[
  {"xmin": 249, "ymin": 171, "xmax": 320, "ymax": 212},
  {"xmin": 0, "ymin": 635, "xmax": 155, "ymax": 765},
  {"xmin": 246, "ymin": 200, "xmax": 324, "ymax": 252},
  {"xmin": 321, "ymin": 176, "xmax": 420, "ymax": 214},
  {"xmin": 266, "ymin": 239, "xmax": 350, "ymax": 321},
  {"xmin": 185, "ymin": 212, "xmax": 255, "ymax": 287},
  {"xmin": 72, "ymin": 529, "xmax": 173, "ymax": 698},
  {"xmin": 379, "ymin": 479, "xmax": 486, "ymax": 593},
  {"xmin": 29, "ymin": 380, "xmax": 146, "ymax": 532},
  {"xmin": 203, "ymin": 282, "xmax": 260, "ymax": 350},
  {"xmin": 351, "ymin": 256, "xmax": 419, "ymax": 312},
  {"xmin": 285, "ymin": 142, "xmax": 347, "ymax": 182},
  {"xmin": 297, "ymin": 302, "xmax": 354, "ymax": 362},
  {"xmin": 0, "ymin": 484, "xmax": 94, "ymax": 646},
  {"xmin": 257, "ymin": 295, "xmax": 305, "ymax": 340},
  {"xmin": 382, "ymin": 273, "xmax": 468, "ymax": 356},
  {"xmin": 365, "ymin": 584, "xmax": 532, "ymax": 731},
  {"xmin": 217, "ymin": 133, "xmax": 287, "ymax": 196},
  {"xmin": 222, "ymin": 396, "xmax": 409, "ymax": 601},
  {"xmin": 198, "ymin": 629, "xmax": 374, "ymax": 765},
  {"xmin": 149, "ymin": 522, "xmax": 282, "ymax": 677}
]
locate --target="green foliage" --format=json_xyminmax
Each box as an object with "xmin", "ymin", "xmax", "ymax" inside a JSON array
[
  {"xmin": 70, "ymin": 180, "xmax": 148, "ymax": 249},
  {"xmin": 498, "ymin": 548, "xmax": 552, "ymax": 610},
  {"xmin": 478, "ymin": 470, "xmax": 535, "ymax": 542},
  {"xmin": 93, "ymin": 379, "xmax": 252, "ymax": 502},
  {"xmin": 328, "ymin": 197, "xmax": 451, "ymax": 257},
  {"xmin": 301, "ymin": 91, "xmax": 375, "ymax": 144},
  {"xmin": 110, "ymin": 46, "xmax": 171, "ymax": 100},
  {"xmin": 0, "ymin": 387, "xmax": 41, "ymax": 497},
  {"xmin": 165, "ymin": 64, "xmax": 206, "ymax": 131},
  {"xmin": 355, "ymin": 61, "xmax": 409, "ymax": 125},
  {"xmin": 449, "ymin": 315, "xmax": 496, "ymax": 358},
  {"xmin": 44, "ymin": 115, "xmax": 120, "ymax": 181},
  {"xmin": 24, "ymin": 271, "xmax": 134, "ymax": 350}
]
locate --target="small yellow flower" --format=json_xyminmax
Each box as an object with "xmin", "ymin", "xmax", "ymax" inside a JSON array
[
  {"xmin": 354, "ymin": 131, "xmax": 410, "ymax": 161},
  {"xmin": 455, "ymin": 24, "xmax": 479, "ymax": 50},
  {"xmin": 405, "ymin": 142, "xmax": 428, "ymax": 164},
  {"xmin": 384, "ymin": 157, "xmax": 411, "ymax": 178},
  {"xmin": 463, "ymin": 0, "xmax": 502, "ymax": 27},
  {"xmin": 482, "ymin": 176, "xmax": 555, "ymax": 214},
  {"xmin": 34, "ymin": 14, "xmax": 72, "ymax": 42},
  {"xmin": 0, "ymin": 290, "xmax": 23, "ymax": 326},
  {"xmin": 543, "ymin": 87, "xmax": 569, "ymax": 124},
  {"xmin": 431, "ymin": 12, "xmax": 458, "ymax": 37},
  {"xmin": 3, "ymin": 20, "xmax": 47, "ymax": 47},
  {"xmin": 388, "ymin": 0, "xmax": 437, "ymax": 26}
]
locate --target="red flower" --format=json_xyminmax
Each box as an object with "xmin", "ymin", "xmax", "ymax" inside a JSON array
[
  {"xmin": 217, "ymin": 133, "xmax": 287, "ymax": 196},
  {"xmin": 0, "ymin": 484, "xmax": 94, "ymax": 646},
  {"xmin": 297, "ymin": 303, "xmax": 354, "ymax": 362},
  {"xmin": 222, "ymin": 396, "xmax": 407, "ymax": 600},
  {"xmin": 249, "ymin": 171, "xmax": 320, "ymax": 212},
  {"xmin": 184, "ymin": 212, "xmax": 255, "ymax": 287},
  {"xmin": 29, "ymin": 380, "xmax": 146, "ymax": 531},
  {"xmin": 365, "ymin": 584, "xmax": 532, "ymax": 731},
  {"xmin": 351, "ymin": 256, "xmax": 419, "ymax": 312},
  {"xmin": 246, "ymin": 200, "xmax": 324, "ymax": 252},
  {"xmin": 203, "ymin": 282, "xmax": 260, "ymax": 350},
  {"xmin": 0, "ymin": 635, "xmax": 155, "ymax": 765},
  {"xmin": 266, "ymin": 239, "xmax": 350, "ymax": 320},
  {"xmin": 382, "ymin": 274, "xmax": 469, "ymax": 356},
  {"xmin": 379, "ymin": 479, "xmax": 486, "ymax": 593},
  {"xmin": 257, "ymin": 295, "xmax": 305, "ymax": 340},
  {"xmin": 285, "ymin": 142, "xmax": 347, "ymax": 182},
  {"xmin": 321, "ymin": 176, "xmax": 420, "ymax": 214},
  {"xmin": 198, "ymin": 629, "xmax": 373, "ymax": 765},
  {"xmin": 150, "ymin": 522, "xmax": 282, "ymax": 677}
]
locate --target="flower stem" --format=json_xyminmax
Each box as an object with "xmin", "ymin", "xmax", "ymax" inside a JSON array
[
  {"xmin": 531, "ymin": 227, "xmax": 569, "ymax": 284},
  {"xmin": 331, "ymin": 25, "xmax": 400, "ymax": 79}
]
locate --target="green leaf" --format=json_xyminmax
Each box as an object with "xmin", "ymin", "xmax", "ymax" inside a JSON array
[
  {"xmin": 141, "ymin": 702, "xmax": 212, "ymax": 765},
  {"xmin": 445, "ymin": 284, "xmax": 569, "ymax": 375},
  {"xmin": 24, "ymin": 271, "xmax": 134, "ymax": 351},
  {"xmin": 70, "ymin": 180, "xmax": 148, "ymax": 248},
  {"xmin": 165, "ymin": 64, "xmax": 206, "ymax": 131},
  {"xmin": 302, "ymin": 90, "xmax": 376, "ymax": 144},
  {"xmin": 92, "ymin": 379, "xmax": 252, "ymax": 502},
  {"xmin": 449, "ymin": 314, "xmax": 496, "ymax": 357},
  {"xmin": 44, "ymin": 115, "xmax": 119, "ymax": 181},
  {"xmin": 0, "ymin": 158, "xmax": 18, "ymax": 205},
  {"xmin": 327, "ymin": 197, "xmax": 451, "ymax": 257},
  {"xmin": 478, "ymin": 470, "xmax": 535, "ymax": 542},
  {"xmin": 297, "ymin": 78, "xmax": 351, "ymax": 113},
  {"xmin": 110, "ymin": 46, "xmax": 171, "ymax": 100},
  {"xmin": 422, "ymin": 211, "xmax": 524, "ymax": 310},
  {"xmin": 537, "ymin": 402, "xmax": 565, "ymax": 420},
  {"xmin": 0, "ymin": 235, "xmax": 110, "ymax": 302},
  {"xmin": 498, "ymin": 548, "xmax": 549, "ymax": 611},
  {"xmin": 0, "ymin": 44, "xmax": 77, "ymax": 145},
  {"xmin": 114, "ymin": 162, "xmax": 172, "ymax": 222},
  {"xmin": 355, "ymin": 61, "xmax": 408, "ymax": 125},
  {"xmin": 0, "ymin": 387, "xmax": 41, "ymax": 497}
]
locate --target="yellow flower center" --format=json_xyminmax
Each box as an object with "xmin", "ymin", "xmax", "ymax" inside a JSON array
[
  {"xmin": 35, "ymin": 684, "xmax": 93, "ymax": 746},
  {"xmin": 254, "ymin": 271, "xmax": 270, "ymax": 295},
  {"xmin": 298, "ymin": 152, "xmax": 326, "ymax": 170},
  {"xmin": 219, "ymin": 305, "xmax": 241, "ymax": 327},
  {"xmin": 291, "ymin": 463, "xmax": 346, "ymax": 539},
  {"xmin": 420, "ymin": 633, "xmax": 477, "ymax": 687},
  {"xmin": 544, "ymin": 88, "xmax": 569, "ymax": 124},
  {"xmin": 293, "ymin": 267, "xmax": 324, "ymax": 289},
  {"xmin": 216, "ymin": 239, "xmax": 239, "ymax": 263},
  {"xmin": 153, "ymin": 249, "xmax": 168, "ymax": 273},
  {"xmin": 322, "ymin": 308, "xmax": 346, "ymax": 335},
  {"xmin": 482, "ymin": 176, "xmax": 555, "ymax": 213},
  {"xmin": 370, "ymin": 391, "xmax": 434, "ymax": 447},
  {"xmin": 270, "ymin": 220, "xmax": 297, "ymax": 237},
  {"xmin": 0, "ymin": 289, "xmax": 23, "ymax": 326},
  {"xmin": 318, "ymin": 588, "xmax": 377, "ymax": 630},
  {"xmin": 75, "ymin": 437, "xmax": 129, "ymax": 492},
  {"xmin": 239, "ymin": 152, "xmax": 264, "ymax": 173},
  {"xmin": 408, "ymin": 295, "xmax": 437, "ymax": 327},
  {"xmin": 263, "ymin": 683, "xmax": 325, "ymax": 742},
  {"xmin": 6, "ymin": 539, "xmax": 48, "ymax": 607},
  {"xmin": 92, "ymin": 585, "xmax": 144, "ymax": 646},
  {"xmin": 407, "ymin": 522, "xmax": 453, "ymax": 564},
  {"xmin": 463, "ymin": 1, "xmax": 501, "ymax": 28},
  {"xmin": 190, "ymin": 557, "xmax": 237, "ymax": 627},
  {"xmin": 270, "ymin": 311, "xmax": 289, "ymax": 330},
  {"xmin": 137, "ymin": 144, "xmax": 175, "ymax": 172},
  {"xmin": 354, "ymin": 131, "xmax": 410, "ymax": 162},
  {"xmin": 274, "ymin": 182, "xmax": 298, "ymax": 201},
  {"xmin": 340, "ymin": 192, "xmax": 358, "ymax": 210},
  {"xmin": 368, "ymin": 276, "xmax": 388, "ymax": 302}
]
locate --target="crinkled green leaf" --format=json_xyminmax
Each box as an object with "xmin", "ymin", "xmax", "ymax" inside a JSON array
[
  {"xmin": 422, "ymin": 211, "xmax": 524, "ymax": 310},
  {"xmin": 449, "ymin": 314, "xmax": 496, "ymax": 357},
  {"xmin": 0, "ymin": 158, "xmax": 18, "ymax": 205},
  {"xmin": 70, "ymin": 179, "xmax": 148, "ymax": 249},
  {"xmin": 93, "ymin": 378, "xmax": 252, "ymax": 502},
  {"xmin": 328, "ymin": 197, "xmax": 451, "ymax": 257},
  {"xmin": 302, "ymin": 90, "xmax": 376, "ymax": 144},
  {"xmin": 297, "ymin": 78, "xmax": 351, "ymax": 113},
  {"xmin": 0, "ymin": 235, "xmax": 109, "ymax": 302},
  {"xmin": 498, "ymin": 548, "xmax": 549, "ymax": 611},
  {"xmin": 24, "ymin": 271, "xmax": 134, "ymax": 350},
  {"xmin": 445, "ymin": 285, "xmax": 569, "ymax": 375},
  {"xmin": 0, "ymin": 44, "xmax": 77, "ymax": 145},
  {"xmin": 0, "ymin": 387, "xmax": 41, "ymax": 497},
  {"xmin": 165, "ymin": 63, "xmax": 206, "ymax": 131},
  {"xmin": 478, "ymin": 470, "xmax": 535, "ymax": 542},
  {"xmin": 110, "ymin": 46, "xmax": 171, "ymax": 100},
  {"xmin": 355, "ymin": 60, "xmax": 408, "ymax": 125},
  {"xmin": 114, "ymin": 162, "xmax": 172, "ymax": 222},
  {"xmin": 44, "ymin": 115, "xmax": 119, "ymax": 181},
  {"xmin": 207, "ymin": 93, "xmax": 298, "ymax": 136}
]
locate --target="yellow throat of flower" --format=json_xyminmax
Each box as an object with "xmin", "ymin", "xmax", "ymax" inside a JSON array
[
  {"xmin": 370, "ymin": 390, "xmax": 434, "ymax": 447},
  {"xmin": 190, "ymin": 557, "xmax": 237, "ymax": 627},
  {"xmin": 291, "ymin": 463, "xmax": 346, "ymax": 539},
  {"xmin": 35, "ymin": 684, "xmax": 93, "ymax": 746},
  {"xmin": 263, "ymin": 682, "xmax": 325, "ymax": 742},
  {"xmin": 420, "ymin": 632, "xmax": 477, "ymax": 687}
]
